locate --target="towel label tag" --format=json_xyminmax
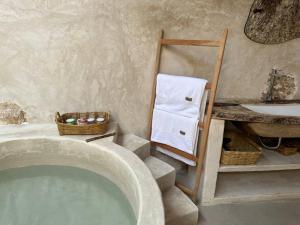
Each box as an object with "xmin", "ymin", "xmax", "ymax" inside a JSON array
[
  {"xmin": 179, "ymin": 130, "xmax": 186, "ymax": 135},
  {"xmin": 185, "ymin": 97, "xmax": 193, "ymax": 102}
]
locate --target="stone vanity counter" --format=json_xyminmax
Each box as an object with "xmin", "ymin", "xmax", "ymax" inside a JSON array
[{"xmin": 212, "ymin": 103, "xmax": 300, "ymax": 125}]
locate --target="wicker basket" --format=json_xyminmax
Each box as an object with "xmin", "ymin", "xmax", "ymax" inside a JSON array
[
  {"xmin": 221, "ymin": 131, "xmax": 262, "ymax": 165},
  {"xmin": 55, "ymin": 112, "xmax": 109, "ymax": 135},
  {"xmin": 277, "ymin": 146, "xmax": 298, "ymax": 156},
  {"xmin": 277, "ymin": 139, "xmax": 300, "ymax": 156}
]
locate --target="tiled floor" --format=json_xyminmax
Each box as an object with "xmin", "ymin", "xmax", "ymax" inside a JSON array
[{"xmin": 198, "ymin": 199, "xmax": 300, "ymax": 225}]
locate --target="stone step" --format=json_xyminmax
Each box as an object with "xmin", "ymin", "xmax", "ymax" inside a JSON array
[
  {"xmin": 163, "ymin": 186, "xmax": 199, "ymax": 225},
  {"xmin": 151, "ymin": 148, "xmax": 188, "ymax": 172},
  {"xmin": 116, "ymin": 134, "xmax": 150, "ymax": 160},
  {"xmin": 144, "ymin": 156, "xmax": 176, "ymax": 192}
]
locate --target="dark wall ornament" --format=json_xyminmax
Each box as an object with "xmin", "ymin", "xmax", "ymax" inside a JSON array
[{"xmin": 244, "ymin": 0, "xmax": 300, "ymax": 44}]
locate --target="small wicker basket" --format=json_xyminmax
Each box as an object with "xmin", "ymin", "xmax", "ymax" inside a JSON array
[
  {"xmin": 277, "ymin": 139, "xmax": 299, "ymax": 156},
  {"xmin": 221, "ymin": 131, "xmax": 262, "ymax": 165},
  {"xmin": 277, "ymin": 146, "xmax": 298, "ymax": 156},
  {"xmin": 55, "ymin": 112, "xmax": 109, "ymax": 135}
]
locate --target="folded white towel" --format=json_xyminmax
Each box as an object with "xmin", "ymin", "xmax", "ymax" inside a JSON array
[
  {"xmin": 151, "ymin": 109, "xmax": 199, "ymax": 156},
  {"xmin": 155, "ymin": 73, "xmax": 207, "ymax": 119}
]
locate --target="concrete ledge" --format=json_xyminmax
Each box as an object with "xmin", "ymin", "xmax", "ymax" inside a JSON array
[
  {"xmin": 151, "ymin": 149, "xmax": 187, "ymax": 172},
  {"xmin": 117, "ymin": 134, "xmax": 150, "ymax": 160},
  {"xmin": 164, "ymin": 186, "xmax": 198, "ymax": 225},
  {"xmin": 144, "ymin": 156, "xmax": 175, "ymax": 192},
  {"xmin": 0, "ymin": 122, "xmax": 118, "ymax": 143}
]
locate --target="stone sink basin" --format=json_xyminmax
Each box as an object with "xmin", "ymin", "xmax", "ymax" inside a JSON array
[
  {"xmin": 240, "ymin": 104, "xmax": 300, "ymax": 138},
  {"xmin": 241, "ymin": 104, "xmax": 300, "ymax": 117}
]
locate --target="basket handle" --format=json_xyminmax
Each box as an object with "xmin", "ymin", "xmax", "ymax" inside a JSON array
[{"xmin": 55, "ymin": 112, "xmax": 61, "ymax": 122}]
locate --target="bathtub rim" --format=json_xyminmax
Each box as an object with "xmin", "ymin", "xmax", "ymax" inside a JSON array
[{"xmin": 0, "ymin": 136, "xmax": 164, "ymax": 225}]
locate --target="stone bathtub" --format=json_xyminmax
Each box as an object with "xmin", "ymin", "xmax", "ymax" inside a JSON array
[{"xmin": 0, "ymin": 136, "xmax": 164, "ymax": 225}]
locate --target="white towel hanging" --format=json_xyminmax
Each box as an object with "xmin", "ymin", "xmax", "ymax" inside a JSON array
[
  {"xmin": 155, "ymin": 73, "xmax": 207, "ymax": 119},
  {"xmin": 151, "ymin": 109, "xmax": 199, "ymax": 165}
]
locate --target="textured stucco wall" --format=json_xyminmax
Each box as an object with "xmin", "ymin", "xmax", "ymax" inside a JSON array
[{"xmin": 0, "ymin": 0, "xmax": 299, "ymax": 135}]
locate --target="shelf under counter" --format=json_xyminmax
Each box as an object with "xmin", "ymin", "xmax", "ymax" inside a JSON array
[
  {"xmin": 219, "ymin": 149, "xmax": 300, "ymax": 172},
  {"xmin": 213, "ymin": 170, "xmax": 300, "ymax": 204}
]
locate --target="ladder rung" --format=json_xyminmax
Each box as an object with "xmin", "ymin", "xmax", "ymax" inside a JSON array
[
  {"xmin": 161, "ymin": 39, "xmax": 222, "ymax": 47},
  {"xmin": 198, "ymin": 122, "xmax": 204, "ymax": 129},
  {"xmin": 205, "ymin": 83, "xmax": 212, "ymax": 89},
  {"xmin": 153, "ymin": 142, "xmax": 198, "ymax": 162}
]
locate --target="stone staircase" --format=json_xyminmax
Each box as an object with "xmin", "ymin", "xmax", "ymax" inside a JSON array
[{"xmin": 116, "ymin": 134, "xmax": 199, "ymax": 225}]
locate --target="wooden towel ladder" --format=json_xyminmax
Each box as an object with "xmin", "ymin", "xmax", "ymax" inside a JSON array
[{"xmin": 147, "ymin": 29, "xmax": 228, "ymax": 202}]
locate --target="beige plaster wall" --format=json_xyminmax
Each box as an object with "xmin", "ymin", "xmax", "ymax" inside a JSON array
[{"xmin": 0, "ymin": 0, "xmax": 299, "ymax": 135}]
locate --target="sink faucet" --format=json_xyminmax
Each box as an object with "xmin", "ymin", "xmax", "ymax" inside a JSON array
[{"xmin": 264, "ymin": 68, "xmax": 279, "ymax": 103}]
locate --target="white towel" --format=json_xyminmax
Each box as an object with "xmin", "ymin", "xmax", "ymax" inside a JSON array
[
  {"xmin": 155, "ymin": 73, "xmax": 207, "ymax": 119},
  {"xmin": 151, "ymin": 109, "xmax": 199, "ymax": 156}
]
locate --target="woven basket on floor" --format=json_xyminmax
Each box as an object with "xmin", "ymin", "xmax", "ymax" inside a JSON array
[
  {"xmin": 277, "ymin": 139, "xmax": 300, "ymax": 156},
  {"xmin": 221, "ymin": 131, "xmax": 262, "ymax": 165},
  {"xmin": 55, "ymin": 112, "xmax": 109, "ymax": 135},
  {"xmin": 277, "ymin": 146, "xmax": 298, "ymax": 156}
]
